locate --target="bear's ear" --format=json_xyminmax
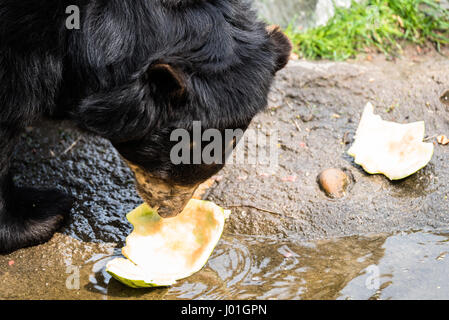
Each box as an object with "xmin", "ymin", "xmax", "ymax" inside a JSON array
[
  {"xmin": 145, "ymin": 63, "xmax": 186, "ymax": 99},
  {"xmin": 75, "ymin": 81, "xmax": 153, "ymax": 143},
  {"xmin": 267, "ymin": 25, "xmax": 292, "ymax": 73}
]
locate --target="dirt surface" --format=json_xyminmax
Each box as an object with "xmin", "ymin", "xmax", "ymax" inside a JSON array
[
  {"xmin": 210, "ymin": 46, "xmax": 449, "ymax": 239},
  {"xmin": 1, "ymin": 46, "xmax": 449, "ymax": 299}
]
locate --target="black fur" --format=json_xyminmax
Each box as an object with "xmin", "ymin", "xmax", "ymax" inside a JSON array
[{"xmin": 0, "ymin": 0, "xmax": 291, "ymax": 253}]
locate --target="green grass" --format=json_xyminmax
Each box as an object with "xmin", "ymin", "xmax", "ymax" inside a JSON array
[{"xmin": 285, "ymin": 0, "xmax": 449, "ymax": 60}]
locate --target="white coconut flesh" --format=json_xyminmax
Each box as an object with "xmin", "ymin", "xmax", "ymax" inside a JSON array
[
  {"xmin": 348, "ymin": 103, "xmax": 434, "ymax": 180},
  {"xmin": 106, "ymin": 199, "xmax": 230, "ymax": 288}
]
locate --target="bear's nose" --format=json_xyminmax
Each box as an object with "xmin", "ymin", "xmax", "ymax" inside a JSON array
[
  {"xmin": 125, "ymin": 160, "xmax": 199, "ymax": 218},
  {"xmin": 137, "ymin": 183, "xmax": 196, "ymax": 219},
  {"xmin": 156, "ymin": 200, "xmax": 187, "ymax": 218}
]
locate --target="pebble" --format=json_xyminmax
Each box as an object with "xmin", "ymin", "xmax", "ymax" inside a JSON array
[{"xmin": 317, "ymin": 168, "xmax": 350, "ymax": 199}]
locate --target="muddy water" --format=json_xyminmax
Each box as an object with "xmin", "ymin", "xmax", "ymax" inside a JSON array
[
  {"xmin": 92, "ymin": 231, "xmax": 449, "ymax": 300},
  {"xmin": 3, "ymin": 230, "xmax": 449, "ymax": 299}
]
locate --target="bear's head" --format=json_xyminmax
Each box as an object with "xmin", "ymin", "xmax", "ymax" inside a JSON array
[{"xmin": 77, "ymin": 0, "xmax": 292, "ymax": 217}]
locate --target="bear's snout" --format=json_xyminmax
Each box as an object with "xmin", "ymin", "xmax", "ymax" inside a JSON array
[{"xmin": 126, "ymin": 161, "xmax": 199, "ymax": 218}]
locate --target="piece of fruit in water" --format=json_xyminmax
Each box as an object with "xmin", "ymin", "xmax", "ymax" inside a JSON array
[
  {"xmin": 106, "ymin": 199, "xmax": 230, "ymax": 288},
  {"xmin": 348, "ymin": 102, "xmax": 434, "ymax": 180}
]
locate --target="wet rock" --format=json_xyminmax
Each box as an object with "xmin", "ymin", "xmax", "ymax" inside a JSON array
[
  {"xmin": 11, "ymin": 121, "xmax": 140, "ymax": 245},
  {"xmin": 317, "ymin": 168, "xmax": 350, "ymax": 199}
]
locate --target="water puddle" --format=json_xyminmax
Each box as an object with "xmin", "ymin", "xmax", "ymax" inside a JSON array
[{"xmin": 84, "ymin": 230, "xmax": 449, "ymax": 300}]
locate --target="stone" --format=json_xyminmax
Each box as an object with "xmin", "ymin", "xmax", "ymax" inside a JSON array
[{"xmin": 317, "ymin": 168, "xmax": 350, "ymax": 199}]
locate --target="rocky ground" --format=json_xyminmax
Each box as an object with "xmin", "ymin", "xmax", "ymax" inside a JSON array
[{"xmin": 0, "ymin": 46, "xmax": 448, "ymax": 299}]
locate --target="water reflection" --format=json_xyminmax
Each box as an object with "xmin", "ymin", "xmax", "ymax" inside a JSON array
[
  {"xmin": 89, "ymin": 234, "xmax": 388, "ymax": 299},
  {"xmin": 340, "ymin": 231, "xmax": 449, "ymax": 300},
  {"xmin": 88, "ymin": 231, "xmax": 449, "ymax": 300}
]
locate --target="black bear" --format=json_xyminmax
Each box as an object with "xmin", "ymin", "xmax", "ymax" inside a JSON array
[{"xmin": 0, "ymin": 0, "xmax": 291, "ymax": 253}]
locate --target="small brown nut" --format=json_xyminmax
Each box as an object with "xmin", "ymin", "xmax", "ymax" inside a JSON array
[
  {"xmin": 437, "ymin": 135, "xmax": 449, "ymax": 145},
  {"xmin": 318, "ymin": 168, "xmax": 350, "ymax": 199}
]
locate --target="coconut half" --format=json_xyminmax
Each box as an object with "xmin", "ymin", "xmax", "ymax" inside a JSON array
[
  {"xmin": 107, "ymin": 199, "xmax": 230, "ymax": 288},
  {"xmin": 348, "ymin": 103, "xmax": 434, "ymax": 180}
]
